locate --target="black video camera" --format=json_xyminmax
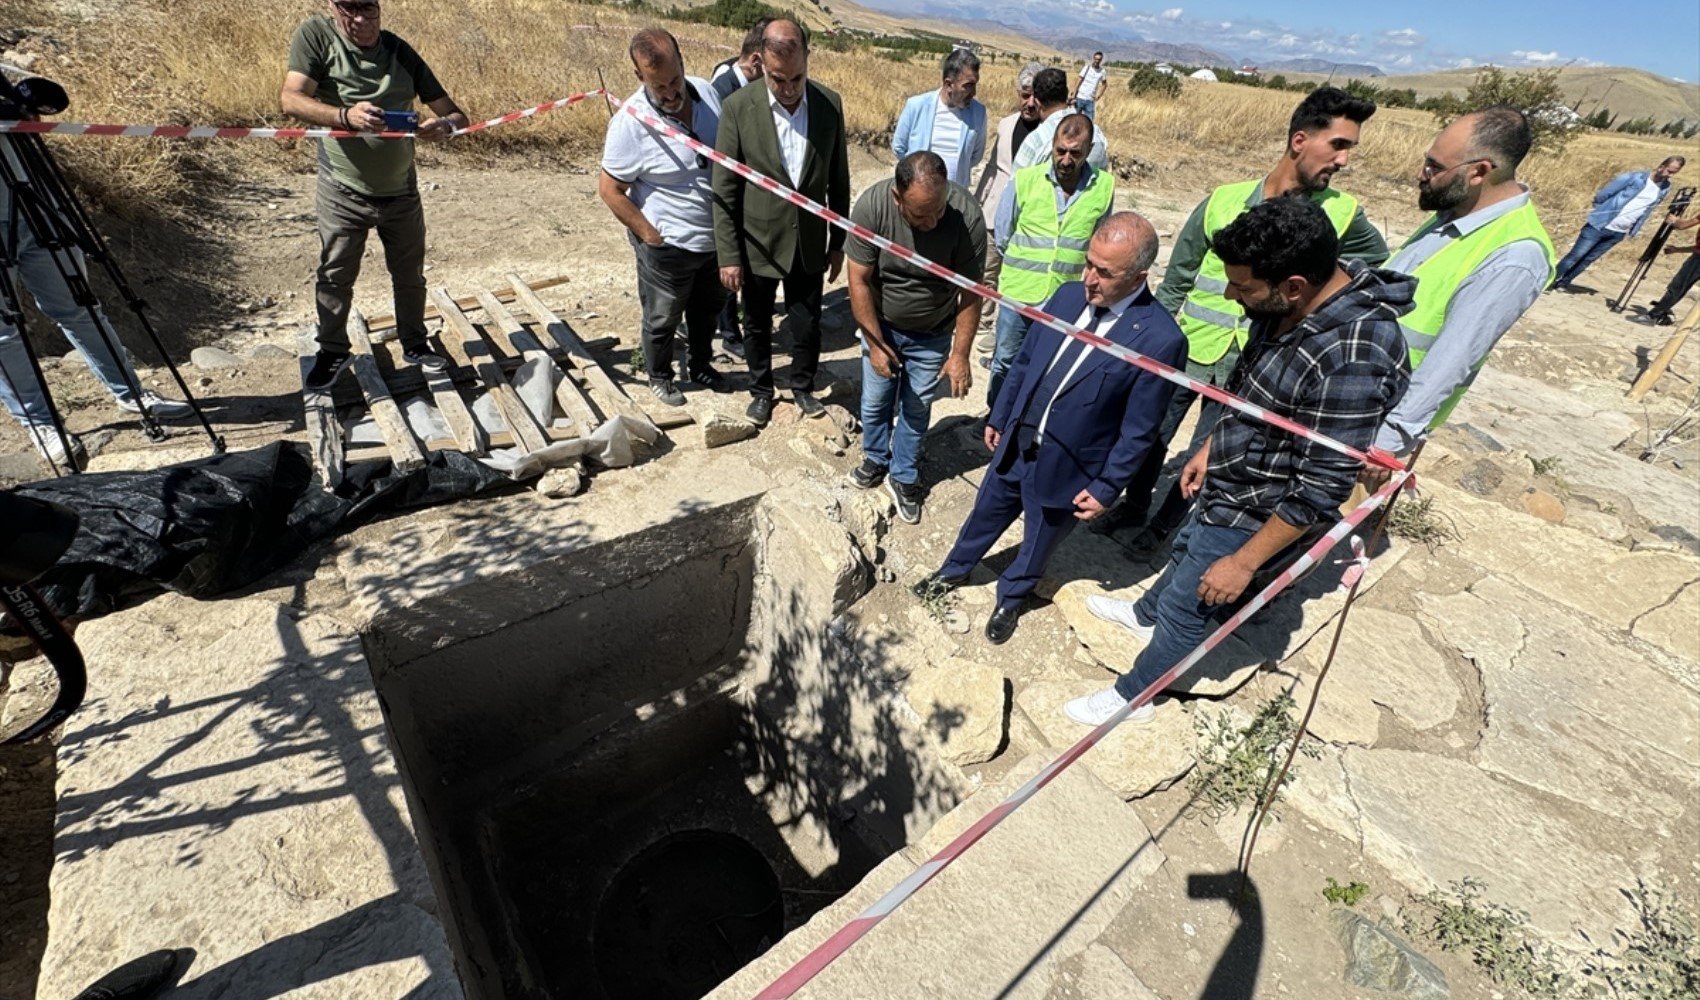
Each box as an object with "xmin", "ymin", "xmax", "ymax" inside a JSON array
[{"xmin": 0, "ymin": 72, "xmax": 70, "ymax": 119}]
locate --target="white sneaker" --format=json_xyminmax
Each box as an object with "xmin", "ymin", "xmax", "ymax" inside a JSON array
[
  {"xmin": 1064, "ymin": 686, "xmax": 1157, "ymax": 726},
  {"xmin": 26, "ymin": 424, "xmax": 87, "ymax": 472},
  {"xmin": 1085, "ymin": 594, "xmax": 1155, "ymax": 640},
  {"xmin": 116, "ymin": 391, "xmax": 191, "ymax": 418}
]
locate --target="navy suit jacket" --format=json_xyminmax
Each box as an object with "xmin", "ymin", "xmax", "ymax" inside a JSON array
[{"xmin": 989, "ymin": 282, "xmax": 1189, "ymax": 509}]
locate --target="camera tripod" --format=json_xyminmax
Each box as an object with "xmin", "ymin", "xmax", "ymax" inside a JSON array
[
  {"xmin": 1609, "ymin": 185, "xmax": 1696, "ymax": 314},
  {"xmin": 0, "ymin": 128, "xmax": 224, "ymax": 475}
]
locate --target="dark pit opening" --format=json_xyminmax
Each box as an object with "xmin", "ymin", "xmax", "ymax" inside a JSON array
[
  {"xmin": 364, "ymin": 499, "xmax": 948, "ymax": 1000},
  {"xmin": 591, "ymin": 829, "xmax": 784, "ymax": 999}
]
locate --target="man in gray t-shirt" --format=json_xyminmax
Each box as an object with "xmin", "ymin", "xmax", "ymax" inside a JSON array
[{"xmin": 844, "ymin": 151, "xmax": 986, "ymax": 523}]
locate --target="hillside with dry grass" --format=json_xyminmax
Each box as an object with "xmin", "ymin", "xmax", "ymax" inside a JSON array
[
  {"xmin": 1289, "ymin": 64, "xmax": 1700, "ymax": 126},
  {"xmin": 4, "ymin": 0, "xmax": 1697, "ymax": 242}
]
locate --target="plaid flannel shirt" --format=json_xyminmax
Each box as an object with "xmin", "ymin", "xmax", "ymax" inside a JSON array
[{"xmin": 1198, "ymin": 262, "xmax": 1413, "ymax": 531}]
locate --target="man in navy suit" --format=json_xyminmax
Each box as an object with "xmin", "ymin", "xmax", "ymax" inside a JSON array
[{"xmin": 917, "ymin": 212, "xmax": 1187, "ymax": 644}]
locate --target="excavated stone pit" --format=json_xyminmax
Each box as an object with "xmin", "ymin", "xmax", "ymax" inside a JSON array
[{"xmin": 363, "ymin": 493, "xmax": 961, "ymax": 1000}]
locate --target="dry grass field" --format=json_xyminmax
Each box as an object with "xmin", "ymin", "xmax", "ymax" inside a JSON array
[{"xmin": 7, "ymin": 0, "xmax": 1699, "ymax": 241}]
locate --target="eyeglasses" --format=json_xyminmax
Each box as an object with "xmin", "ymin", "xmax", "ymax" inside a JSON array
[
  {"xmin": 1419, "ymin": 156, "xmax": 1492, "ymax": 179},
  {"xmin": 333, "ymin": 1, "xmax": 381, "ymax": 18}
]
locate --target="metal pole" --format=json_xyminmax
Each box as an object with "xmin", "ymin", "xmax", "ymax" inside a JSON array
[{"xmin": 1235, "ymin": 445, "xmax": 1424, "ymax": 903}]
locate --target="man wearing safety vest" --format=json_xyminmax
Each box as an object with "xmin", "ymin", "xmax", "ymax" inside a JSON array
[
  {"xmin": 1099, "ymin": 87, "xmax": 1387, "ymax": 545},
  {"xmin": 1362, "ymin": 105, "xmax": 1555, "ymax": 487},
  {"xmin": 987, "ymin": 113, "xmax": 1114, "ymax": 408}
]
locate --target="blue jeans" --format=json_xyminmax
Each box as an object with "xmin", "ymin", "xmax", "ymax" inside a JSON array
[
  {"xmin": 1075, "ymin": 98, "xmax": 1096, "ymax": 120},
  {"xmin": 987, "ymin": 303, "xmax": 1036, "ymax": 410},
  {"xmin": 1553, "ymin": 223, "xmax": 1627, "ymax": 288},
  {"xmin": 0, "ymin": 190, "xmax": 139, "ymax": 427},
  {"xmin": 860, "ymin": 324, "xmax": 949, "ymax": 485},
  {"xmin": 1114, "ymin": 514, "xmax": 1257, "ymax": 700}
]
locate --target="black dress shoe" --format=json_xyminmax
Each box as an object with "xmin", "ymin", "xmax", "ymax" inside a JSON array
[
  {"xmin": 985, "ymin": 606, "xmax": 1020, "ymax": 645},
  {"xmin": 73, "ymin": 948, "xmax": 193, "ymax": 1000},
  {"xmin": 911, "ymin": 571, "xmax": 966, "ymax": 599},
  {"xmin": 793, "ymin": 389, "xmax": 827, "ymax": 418},
  {"xmin": 746, "ymin": 395, "xmax": 774, "ymax": 426}
]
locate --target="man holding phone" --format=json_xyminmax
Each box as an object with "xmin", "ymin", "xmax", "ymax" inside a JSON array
[{"xmin": 281, "ymin": 0, "xmax": 469, "ymax": 390}]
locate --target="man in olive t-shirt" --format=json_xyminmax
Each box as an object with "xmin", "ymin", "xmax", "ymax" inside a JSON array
[
  {"xmin": 281, "ymin": 1, "xmax": 468, "ymax": 390},
  {"xmin": 845, "ymin": 151, "xmax": 986, "ymax": 524}
]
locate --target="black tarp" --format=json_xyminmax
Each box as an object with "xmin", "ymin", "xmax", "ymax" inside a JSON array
[{"xmin": 11, "ymin": 441, "xmax": 512, "ymax": 620}]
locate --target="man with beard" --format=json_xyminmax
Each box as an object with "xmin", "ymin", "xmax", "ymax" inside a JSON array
[
  {"xmin": 1070, "ymin": 197, "xmax": 1410, "ymax": 727},
  {"xmin": 891, "ymin": 47, "xmax": 987, "ymax": 187},
  {"xmin": 712, "ymin": 19, "xmax": 850, "ymax": 426},
  {"xmin": 1361, "ymin": 105, "xmax": 1555, "ymax": 483},
  {"xmin": 600, "ymin": 28, "xmax": 729, "ymax": 406},
  {"xmin": 1095, "ymin": 86, "xmax": 1388, "ymax": 547},
  {"xmin": 970, "ymin": 62, "xmax": 1045, "ymax": 346}
]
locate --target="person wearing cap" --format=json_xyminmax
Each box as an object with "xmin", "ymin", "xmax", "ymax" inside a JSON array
[{"xmin": 282, "ymin": 0, "xmax": 468, "ymax": 391}]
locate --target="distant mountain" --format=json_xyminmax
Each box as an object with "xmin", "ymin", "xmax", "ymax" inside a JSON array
[
  {"xmin": 1260, "ymin": 58, "xmax": 1385, "ymax": 78},
  {"xmin": 1045, "ymin": 33, "xmax": 1238, "ymax": 69}
]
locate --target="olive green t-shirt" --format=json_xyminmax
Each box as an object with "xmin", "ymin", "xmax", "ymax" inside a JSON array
[
  {"xmin": 845, "ymin": 178, "xmax": 987, "ymax": 335},
  {"xmin": 287, "ymin": 16, "xmax": 446, "ymax": 197}
]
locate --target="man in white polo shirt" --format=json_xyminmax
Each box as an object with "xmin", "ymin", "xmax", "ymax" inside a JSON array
[
  {"xmin": 1074, "ymin": 51, "xmax": 1107, "ymax": 119},
  {"xmin": 1551, "ymin": 155, "xmax": 1685, "ymax": 292},
  {"xmin": 600, "ymin": 27, "xmax": 731, "ymax": 407}
]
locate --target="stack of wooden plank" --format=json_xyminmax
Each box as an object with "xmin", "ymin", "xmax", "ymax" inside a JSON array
[{"xmin": 300, "ymin": 273, "xmax": 686, "ymax": 487}]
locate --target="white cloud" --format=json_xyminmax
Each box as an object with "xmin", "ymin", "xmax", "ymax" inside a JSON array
[
  {"xmin": 1453, "ymin": 57, "xmax": 1477, "ymax": 69},
  {"xmin": 1159, "ymin": 7, "xmax": 1184, "ymax": 20},
  {"xmin": 1382, "ymin": 27, "xmax": 1424, "ymax": 47},
  {"xmin": 1275, "ymin": 33, "xmax": 1300, "ymax": 48},
  {"xmin": 1512, "ymin": 49, "xmax": 1561, "ymax": 63}
]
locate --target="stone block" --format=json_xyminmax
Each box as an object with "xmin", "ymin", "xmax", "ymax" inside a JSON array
[
  {"xmin": 1016, "ymin": 681, "xmax": 1196, "ymax": 799},
  {"xmin": 1331, "ymin": 910, "xmax": 1449, "ymax": 999},
  {"xmin": 902, "ymin": 657, "xmax": 1009, "ymax": 766},
  {"xmin": 1295, "ymin": 608, "xmax": 1460, "ymax": 746}
]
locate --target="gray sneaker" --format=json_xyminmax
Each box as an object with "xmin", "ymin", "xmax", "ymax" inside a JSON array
[{"xmin": 647, "ymin": 378, "xmax": 686, "ymax": 407}]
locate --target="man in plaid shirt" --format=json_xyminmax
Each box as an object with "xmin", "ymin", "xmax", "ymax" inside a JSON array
[{"xmin": 1067, "ymin": 197, "xmax": 1410, "ymax": 727}]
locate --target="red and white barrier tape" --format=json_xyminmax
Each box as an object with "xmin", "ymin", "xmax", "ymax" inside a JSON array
[
  {"xmin": 0, "ymin": 88, "xmax": 610, "ymax": 141},
  {"xmin": 752, "ymin": 471, "xmax": 1411, "ymax": 999},
  {"xmin": 622, "ymin": 102, "xmax": 1405, "ymax": 474}
]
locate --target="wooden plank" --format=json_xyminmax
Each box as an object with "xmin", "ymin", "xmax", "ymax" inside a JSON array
[
  {"xmin": 430, "ymin": 288, "xmax": 552, "ymax": 454},
  {"xmin": 298, "ymin": 330, "xmax": 345, "ymax": 488},
  {"xmin": 344, "ymin": 312, "xmax": 428, "ymax": 472},
  {"xmin": 356, "ymin": 309, "xmax": 484, "ymax": 455},
  {"xmin": 1628, "ymin": 299, "xmax": 1699, "ymax": 400},
  {"xmin": 366, "ymin": 273, "xmax": 571, "ymax": 336},
  {"xmin": 506, "ymin": 273, "xmax": 656, "ymax": 429},
  {"xmin": 477, "ymin": 291, "xmax": 599, "ymax": 436}
]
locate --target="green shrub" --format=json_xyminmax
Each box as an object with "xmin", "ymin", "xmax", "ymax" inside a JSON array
[{"xmin": 1127, "ymin": 63, "xmax": 1182, "ymax": 100}]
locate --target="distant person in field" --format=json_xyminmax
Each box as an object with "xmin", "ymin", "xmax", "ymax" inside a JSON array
[
  {"xmin": 1073, "ymin": 51, "xmax": 1107, "ymax": 120},
  {"xmin": 891, "ymin": 47, "xmax": 988, "ymax": 187},
  {"xmin": 1647, "ymin": 212, "xmax": 1700, "ymax": 325},
  {"xmin": 1012, "ymin": 67, "xmax": 1108, "ymax": 171},
  {"xmin": 1361, "ymin": 105, "xmax": 1556, "ymax": 486},
  {"xmin": 599, "ymin": 28, "xmax": 730, "ymax": 407},
  {"xmin": 972, "ymin": 61, "xmax": 1046, "ymax": 339},
  {"xmin": 1551, "ymin": 155, "xmax": 1685, "ymax": 292},
  {"xmin": 708, "ymin": 17, "xmax": 771, "ymax": 362},
  {"xmin": 1095, "ymin": 86, "xmax": 1388, "ymax": 551},
  {"xmin": 282, "ymin": 0, "xmax": 469, "ymax": 391}
]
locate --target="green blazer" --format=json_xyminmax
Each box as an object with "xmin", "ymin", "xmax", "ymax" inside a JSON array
[{"xmin": 712, "ymin": 79, "xmax": 851, "ymax": 279}]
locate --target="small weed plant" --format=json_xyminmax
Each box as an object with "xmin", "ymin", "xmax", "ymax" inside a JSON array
[
  {"xmin": 1186, "ymin": 694, "xmax": 1317, "ymax": 820},
  {"xmin": 1323, "ymin": 877, "xmax": 1372, "ymax": 907}
]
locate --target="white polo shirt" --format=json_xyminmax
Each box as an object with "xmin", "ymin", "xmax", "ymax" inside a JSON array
[{"xmin": 600, "ymin": 78, "xmax": 722, "ymax": 253}]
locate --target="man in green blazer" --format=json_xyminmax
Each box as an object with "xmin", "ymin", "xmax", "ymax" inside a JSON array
[{"xmin": 712, "ymin": 19, "xmax": 851, "ymax": 426}]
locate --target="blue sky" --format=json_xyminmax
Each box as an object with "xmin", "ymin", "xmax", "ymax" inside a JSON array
[{"xmin": 1097, "ymin": 1, "xmax": 1700, "ymax": 80}]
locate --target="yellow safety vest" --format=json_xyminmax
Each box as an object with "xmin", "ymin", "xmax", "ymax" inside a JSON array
[
  {"xmin": 1398, "ymin": 200, "xmax": 1556, "ymax": 428},
  {"xmin": 1178, "ymin": 180, "xmax": 1361, "ymax": 364},
  {"xmin": 998, "ymin": 163, "xmax": 1115, "ymax": 305}
]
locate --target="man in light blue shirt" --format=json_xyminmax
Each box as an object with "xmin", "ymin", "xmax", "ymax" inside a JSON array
[
  {"xmin": 1551, "ymin": 156, "xmax": 1684, "ymax": 292},
  {"xmin": 891, "ymin": 48, "xmax": 987, "ymax": 187}
]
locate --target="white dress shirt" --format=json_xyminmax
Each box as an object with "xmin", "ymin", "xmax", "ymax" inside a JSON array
[
  {"xmin": 768, "ymin": 88, "xmax": 810, "ymax": 187},
  {"xmin": 1035, "ymin": 287, "xmax": 1142, "ymax": 442}
]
